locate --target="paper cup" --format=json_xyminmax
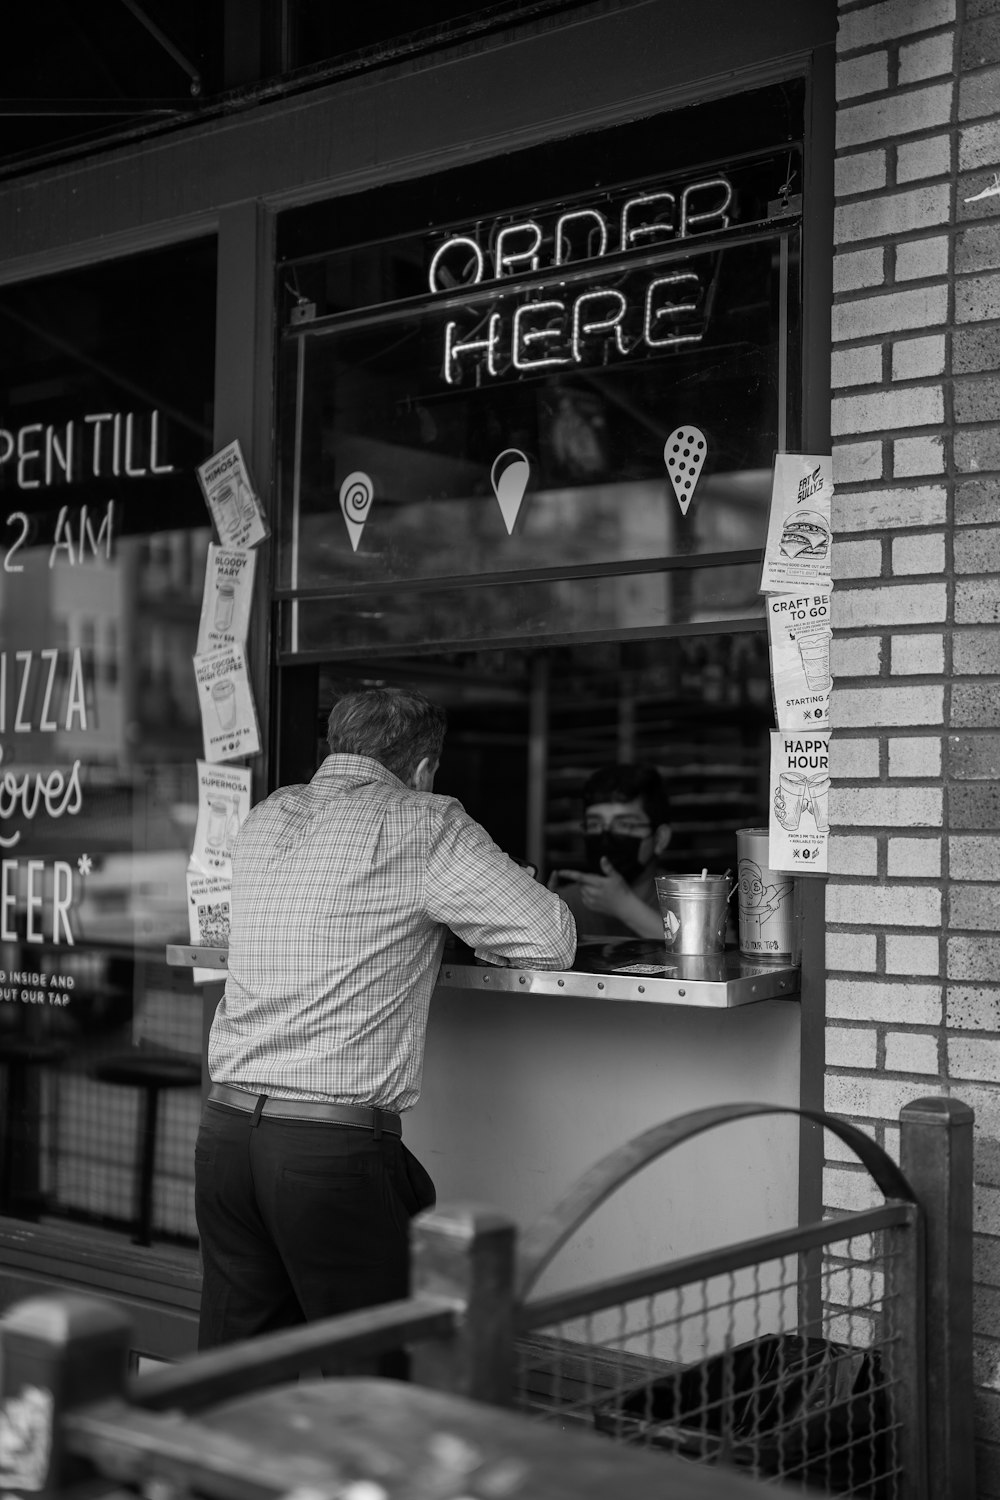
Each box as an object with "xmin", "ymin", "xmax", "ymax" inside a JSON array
[{"xmin": 736, "ymin": 828, "xmax": 796, "ymax": 961}]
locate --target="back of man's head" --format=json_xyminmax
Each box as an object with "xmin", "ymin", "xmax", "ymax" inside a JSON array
[
  {"xmin": 582, "ymin": 762, "xmax": 671, "ymax": 829},
  {"xmin": 326, "ymin": 687, "xmax": 447, "ymax": 784}
]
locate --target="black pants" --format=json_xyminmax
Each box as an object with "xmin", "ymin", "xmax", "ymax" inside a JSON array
[{"xmin": 194, "ymin": 1100, "xmax": 436, "ymax": 1352}]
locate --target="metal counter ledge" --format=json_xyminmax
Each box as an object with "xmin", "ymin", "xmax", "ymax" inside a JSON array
[{"xmin": 165, "ymin": 942, "xmax": 799, "ymax": 1009}]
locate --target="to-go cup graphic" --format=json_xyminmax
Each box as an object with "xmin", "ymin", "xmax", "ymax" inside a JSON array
[
  {"xmin": 214, "ymin": 582, "xmax": 235, "ymax": 632},
  {"xmin": 237, "ymin": 478, "xmax": 257, "ymax": 524},
  {"xmin": 211, "ymin": 678, "xmax": 237, "ymax": 731},
  {"xmin": 215, "ymin": 483, "xmax": 242, "ymax": 538},
  {"xmin": 810, "ymin": 775, "xmax": 831, "ymax": 832},
  {"xmin": 206, "ymin": 798, "xmax": 229, "ymax": 847},
  {"xmin": 774, "ymin": 771, "xmax": 831, "ymax": 833},
  {"xmin": 797, "ymin": 628, "xmax": 832, "ymax": 693}
]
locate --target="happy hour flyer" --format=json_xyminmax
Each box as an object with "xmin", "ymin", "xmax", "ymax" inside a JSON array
[{"xmin": 768, "ymin": 729, "xmax": 830, "ymax": 874}]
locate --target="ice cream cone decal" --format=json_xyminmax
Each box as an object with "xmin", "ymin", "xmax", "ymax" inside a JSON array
[
  {"xmin": 339, "ymin": 471, "xmax": 374, "ymax": 552},
  {"xmin": 664, "ymin": 426, "xmax": 707, "ymax": 515},
  {"xmin": 490, "ymin": 449, "xmax": 530, "ymax": 535}
]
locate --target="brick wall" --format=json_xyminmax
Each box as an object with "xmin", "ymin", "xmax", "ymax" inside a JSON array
[{"xmin": 830, "ymin": 0, "xmax": 1000, "ymax": 1489}]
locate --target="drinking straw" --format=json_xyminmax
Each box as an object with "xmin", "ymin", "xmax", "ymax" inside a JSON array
[{"xmin": 701, "ymin": 867, "xmax": 708, "ymax": 878}]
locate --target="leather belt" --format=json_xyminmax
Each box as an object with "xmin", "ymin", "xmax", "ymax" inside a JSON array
[{"xmin": 207, "ymin": 1082, "xmax": 402, "ymax": 1137}]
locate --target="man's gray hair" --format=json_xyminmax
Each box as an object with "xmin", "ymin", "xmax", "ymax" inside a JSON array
[{"xmin": 326, "ymin": 687, "xmax": 447, "ymax": 783}]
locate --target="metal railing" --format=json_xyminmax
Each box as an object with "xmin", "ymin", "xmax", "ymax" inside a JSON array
[
  {"xmin": 0, "ymin": 1097, "xmax": 973, "ymax": 1499},
  {"xmin": 509, "ymin": 1098, "xmax": 973, "ymax": 1499}
]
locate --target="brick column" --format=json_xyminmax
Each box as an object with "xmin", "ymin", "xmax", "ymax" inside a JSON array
[{"xmin": 829, "ymin": 0, "xmax": 1000, "ymax": 1490}]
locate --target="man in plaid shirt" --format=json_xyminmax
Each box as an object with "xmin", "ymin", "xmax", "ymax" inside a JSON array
[{"xmin": 195, "ymin": 685, "xmax": 576, "ymax": 1351}]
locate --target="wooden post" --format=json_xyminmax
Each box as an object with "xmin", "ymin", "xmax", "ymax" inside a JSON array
[
  {"xmin": 899, "ymin": 1096, "xmax": 975, "ymax": 1500},
  {"xmin": 0, "ymin": 1294, "xmax": 131, "ymax": 1496},
  {"xmin": 408, "ymin": 1203, "xmax": 516, "ymax": 1406}
]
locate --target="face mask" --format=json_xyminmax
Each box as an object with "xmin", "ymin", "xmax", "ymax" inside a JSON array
[{"xmin": 584, "ymin": 831, "xmax": 649, "ymax": 884}]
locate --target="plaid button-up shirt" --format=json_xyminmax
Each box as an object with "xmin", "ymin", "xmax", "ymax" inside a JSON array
[{"xmin": 208, "ymin": 754, "xmax": 577, "ymax": 1111}]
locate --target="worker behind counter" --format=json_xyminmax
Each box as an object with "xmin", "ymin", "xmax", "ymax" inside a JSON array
[{"xmin": 549, "ymin": 763, "xmax": 672, "ymax": 940}]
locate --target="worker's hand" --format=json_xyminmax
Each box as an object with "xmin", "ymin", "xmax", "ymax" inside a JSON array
[{"xmin": 552, "ymin": 860, "xmax": 663, "ymax": 939}]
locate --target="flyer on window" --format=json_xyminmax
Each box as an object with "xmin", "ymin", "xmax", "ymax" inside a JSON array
[
  {"xmin": 186, "ymin": 871, "xmax": 231, "ymax": 984},
  {"xmin": 197, "ymin": 439, "xmax": 270, "ymax": 551},
  {"xmin": 767, "ymin": 592, "xmax": 832, "ymax": 730},
  {"xmin": 760, "ymin": 453, "xmax": 833, "ymax": 594},
  {"xmin": 191, "ymin": 760, "xmax": 252, "ymax": 877},
  {"xmin": 196, "ymin": 545, "xmax": 257, "ymax": 653},
  {"xmin": 768, "ymin": 729, "xmax": 830, "ymax": 874},
  {"xmin": 193, "ymin": 643, "xmax": 261, "ymax": 763}
]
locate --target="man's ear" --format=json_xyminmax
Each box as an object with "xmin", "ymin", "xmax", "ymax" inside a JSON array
[
  {"xmin": 653, "ymin": 824, "xmax": 672, "ymax": 856},
  {"xmin": 410, "ymin": 756, "xmax": 437, "ymax": 792}
]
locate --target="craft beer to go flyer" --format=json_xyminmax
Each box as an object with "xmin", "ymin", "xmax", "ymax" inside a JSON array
[{"xmin": 767, "ymin": 592, "xmax": 831, "ymax": 731}]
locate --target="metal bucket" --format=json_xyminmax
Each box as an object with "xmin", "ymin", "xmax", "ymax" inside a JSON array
[
  {"xmin": 655, "ymin": 873, "xmax": 731, "ymax": 955},
  {"xmin": 736, "ymin": 829, "xmax": 796, "ymax": 961}
]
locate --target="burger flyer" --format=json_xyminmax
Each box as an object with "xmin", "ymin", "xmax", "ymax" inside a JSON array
[{"xmin": 760, "ymin": 453, "xmax": 833, "ymax": 594}]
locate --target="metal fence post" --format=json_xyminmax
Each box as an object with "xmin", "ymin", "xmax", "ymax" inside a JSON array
[
  {"xmin": 0, "ymin": 1294, "xmax": 131, "ymax": 1497},
  {"xmin": 899, "ymin": 1095, "xmax": 975, "ymax": 1500},
  {"xmin": 408, "ymin": 1202, "xmax": 516, "ymax": 1406}
]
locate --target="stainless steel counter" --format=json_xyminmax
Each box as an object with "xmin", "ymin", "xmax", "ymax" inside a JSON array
[
  {"xmin": 438, "ymin": 945, "xmax": 799, "ymax": 1008},
  {"xmin": 166, "ymin": 943, "xmax": 799, "ymax": 1008}
]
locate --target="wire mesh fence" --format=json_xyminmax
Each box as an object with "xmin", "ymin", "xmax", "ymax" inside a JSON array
[{"xmin": 514, "ymin": 1213, "xmax": 914, "ymax": 1498}]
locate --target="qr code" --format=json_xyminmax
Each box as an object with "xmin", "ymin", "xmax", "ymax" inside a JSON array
[{"xmin": 197, "ymin": 903, "xmax": 231, "ymax": 945}]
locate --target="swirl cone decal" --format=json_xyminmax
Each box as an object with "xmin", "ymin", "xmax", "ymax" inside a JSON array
[{"xmin": 338, "ymin": 471, "xmax": 375, "ymax": 552}]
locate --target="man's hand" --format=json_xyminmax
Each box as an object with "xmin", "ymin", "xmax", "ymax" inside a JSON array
[{"xmin": 551, "ymin": 859, "xmax": 664, "ymax": 939}]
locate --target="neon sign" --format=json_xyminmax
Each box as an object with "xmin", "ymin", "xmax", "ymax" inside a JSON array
[{"xmin": 427, "ymin": 176, "xmax": 735, "ymax": 386}]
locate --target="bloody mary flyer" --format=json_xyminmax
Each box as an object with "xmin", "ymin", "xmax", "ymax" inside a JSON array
[{"xmin": 196, "ymin": 546, "xmax": 256, "ymax": 653}]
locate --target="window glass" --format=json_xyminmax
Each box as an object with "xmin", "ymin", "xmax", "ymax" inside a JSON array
[
  {"xmin": 275, "ymin": 88, "xmax": 801, "ymax": 921},
  {"xmin": 280, "ymin": 231, "xmax": 794, "ymax": 593},
  {"xmin": 280, "ymin": 567, "xmax": 765, "ymax": 659},
  {"xmin": 314, "ymin": 632, "xmax": 774, "ymax": 878},
  {"xmin": 275, "ymin": 99, "xmax": 803, "ymax": 605},
  {"xmin": 0, "ymin": 239, "xmax": 216, "ymax": 1245}
]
